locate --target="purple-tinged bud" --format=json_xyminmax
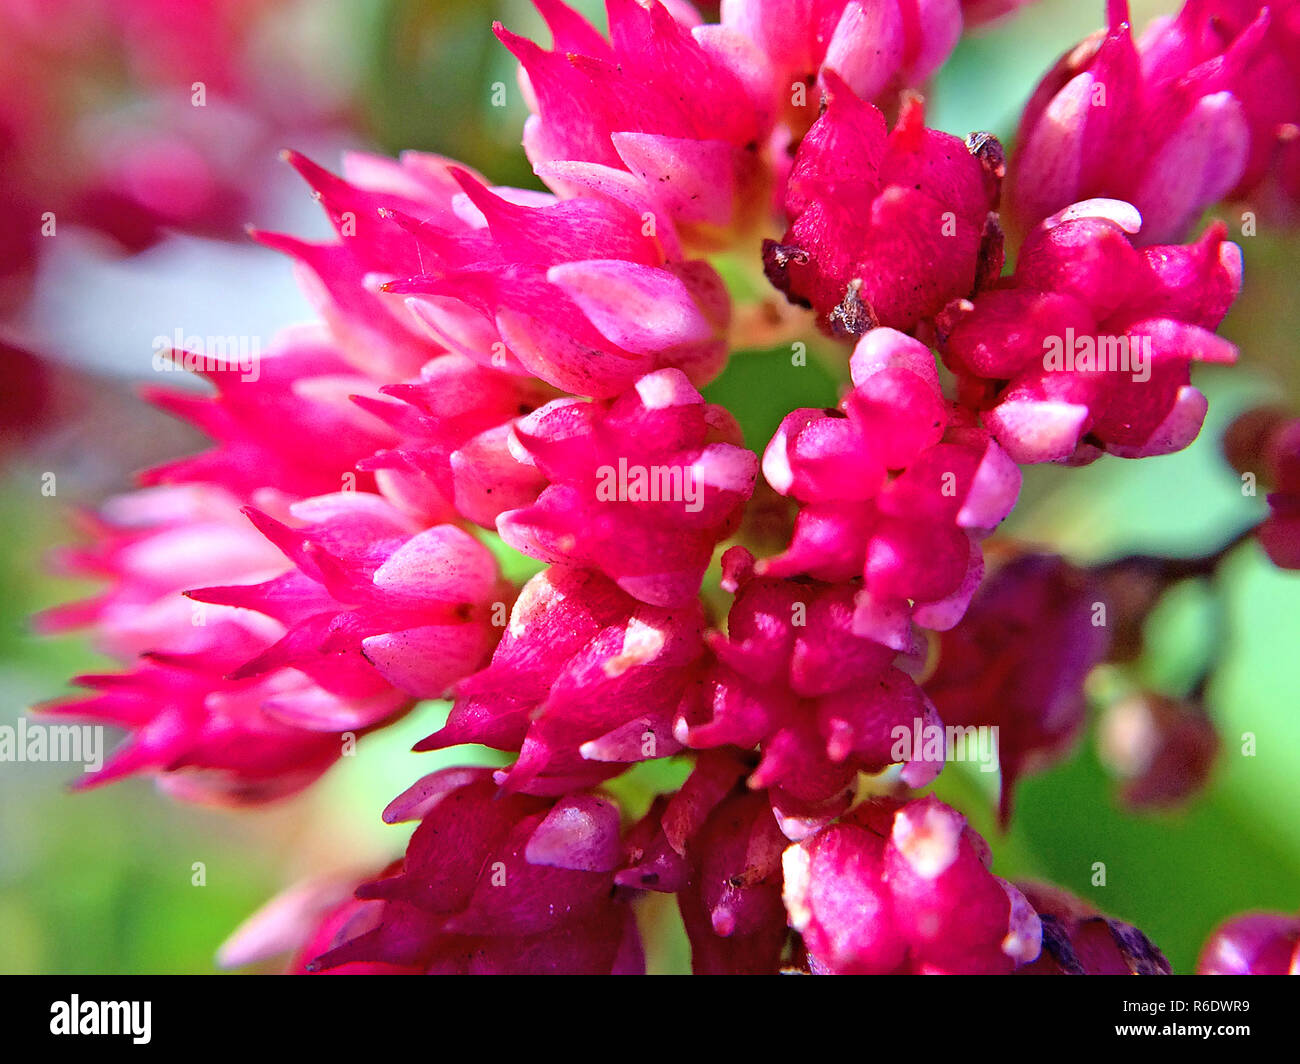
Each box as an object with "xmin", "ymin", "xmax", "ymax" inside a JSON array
[
  {"xmin": 1198, "ymin": 910, "xmax": 1300, "ymax": 975},
  {"xmin": 1097, "ymin": 691, "xmax": 1220, "ymax": 809},
  {"xmin": 624, "ymin": 754, "xmax": 791, "ymax": 974},
  {"xmin": 925, "ymin": 553, "xmax": 1109, "ymax": 822},
  {"xmin": 678, "ymin": 558, "xmax": 944, "ymax": 818},
  {"xmin": 310, "ymin": 769, "xmax": 643, "ymax": 974},
  {"xmin": 1018, "ymin": 882, "xmax": 1172, "ymax": 974}
]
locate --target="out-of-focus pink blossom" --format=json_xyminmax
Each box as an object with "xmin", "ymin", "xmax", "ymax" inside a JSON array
[
  {"xmin": 0, "ymin": 0, "xmax": 351, "ymax": 306},
  {"xmin": 34, "ymin": 483, "xmax": 416, "ymax": 803},
  {"xmin": 1257, "ymin": 418, "xmax": 1300, "ymax": 568},
  {"xmin": 218, "ymin": 869, "xmax": 421, "ymax": 974},
  {"xmin": 1097, "ymin": 691, "xmax": 1220, "ymax": 809},
  {"xmin": 40, "ymin": 617, "xmax": 388, "ymax": 806},
  {"xmin": 142, "ymin": 328, "xmax": 398, "ymax": 500},
  {"xmin": 35, "ymin": 483, "xmax": 286, "ymax": 660}
]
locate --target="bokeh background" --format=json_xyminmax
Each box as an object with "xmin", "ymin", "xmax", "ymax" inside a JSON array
[{"xmin": 2, "ymin": 0, "xmax": 1298, "ymax": 975}]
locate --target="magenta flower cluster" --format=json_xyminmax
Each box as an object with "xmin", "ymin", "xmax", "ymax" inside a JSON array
[{"xmin": 39, "ymin": 0, "xmax": 1300, "ymax": 974}]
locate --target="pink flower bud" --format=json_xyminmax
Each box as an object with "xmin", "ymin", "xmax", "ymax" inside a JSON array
[
  {"xmin": 678, "ymin": 556, "xmax": 943, "ymax": 815},
  {"xmin": 418, "ymin": 566, "xmax": 705, "ymax": 795},
  {"xmin": 1198, "ymin": 910, "xmax": 1300, "ymax": 975},
  {"xmin": 722, "ymin": 0, "xmax": 964, "ymax": 136},
  {"xmin": 1018, "ymin": 882, "xmax": 1171, "ymax": 974},
  {"xmin": 939, "ymin": 209, "xmax": 1241, "ymax": 463},
  {"xmin": 498, "ymin": 370, "xmax": 758, "ymax": 606},
  {"xmin": 1010, "ymin": 0, "xmax": 1270, "ymax": 243},
  {"xmin": 783, "ymin": 796, "xmax": 1041, "ymax": 973},
  {"xmin": 764, "ymin": 78, "xmax": 1001, "ymax": 335},
  {"xmin": 310, "ymin": 769, "xmax": 643, "ymax": 974},
  {"xmin": 499, "ymin": 0, "xmax": 778, "ymax": 248},
  {"xmin": 192, "ymin": 492, "xmax": 508, "ymax": 705},
  {"xmin": 760, "ymin": 329, "xmax": 1019, "ymax": 639}
]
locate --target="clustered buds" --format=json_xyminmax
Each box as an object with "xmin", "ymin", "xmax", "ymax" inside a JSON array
[
  {"xmin": 498, "ymin": 369, "xmax": 758, "ymax": 606},
  {"xmin": 761, "ymin": 328, "xmax": 1020, "ymax": 644},
  {"xmin": 678, "ymin": 549, "xmax": 943, "ymax": 828},
  {"xmin": 1010, "ymin": 0, "xmax": 1300, "ymax": 241},
  {"xmin": 310, "ymin": 769, "xmax": 644, "ymax": 974},
  {"xmin": 36, "ymin": 484, "xmax": 401, "ymax": 803},
  {"xmin": 382, "ymin": 174, "xmax": 733, "ymax": 398},
  {"xmin": 420, "ymin": 565, "xmax": 705, "ymax": 794},
  {"xmin": 37, "ymin": 0, "xmax": 1272, "ymax": 975},
  {"xmin": 353, "ymin": 353, "xmax": 554, "ymax": 527},
  {"xmin": 939, "ymin": 201, "xmax": 1241, "ymax": 463},
  {"xmin": 1012, "ymin": 0, "xmax": 1255, "ymax": 242},
  {"xmin": 764, "ymin": 78, "xmax": 1002, "ymax": 336},
  {"xmin": 782, "ymin": 796, "xmax": 1042, "ymax": 973},
  {"xmin": 191, "ymin": 493, "xmax": 507, "ymax": 706}
]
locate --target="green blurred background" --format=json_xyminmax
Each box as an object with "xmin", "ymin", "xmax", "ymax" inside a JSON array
[{"xmin": 3, "ymin": 0, "xmax": 1298, "ymax": 975}]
